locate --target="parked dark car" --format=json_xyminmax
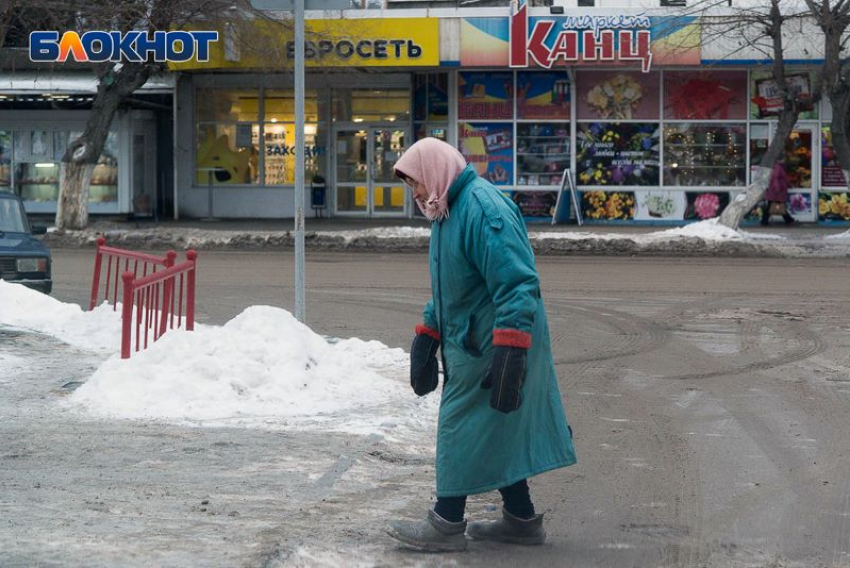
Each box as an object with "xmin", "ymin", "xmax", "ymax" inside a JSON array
[{"xmin": 0, "ymin": 192, "xmax": 52, "ymax": 294}]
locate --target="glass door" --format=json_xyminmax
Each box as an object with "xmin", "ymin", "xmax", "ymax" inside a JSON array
[
  {"xmin": 334, "ymin": 127, "xmax": 407, "ymax": 217},
  {"xmin": 371, "ymin": 129, "xmax": 406, "ymax": 216},
  {"xmin": 750, "ymin": 123, "xmax": 817, "ymax": 222},
  {"xmin": 335, "ymin": 129, "xmax": 369, "ymax": 215}
]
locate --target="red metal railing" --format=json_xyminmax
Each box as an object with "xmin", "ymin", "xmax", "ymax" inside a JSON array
[
  {"xmin": 120, "ymin": 250, "xmax": 197, "ymax": 359},
  {"xmin": 89, "ymin": 237, "xmax": 176, "ymax": 311}
]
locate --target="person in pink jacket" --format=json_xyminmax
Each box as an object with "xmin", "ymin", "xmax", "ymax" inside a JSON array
[{"xmin": 762, "ymin": 160, "xmax": 795, "ymax": 225}]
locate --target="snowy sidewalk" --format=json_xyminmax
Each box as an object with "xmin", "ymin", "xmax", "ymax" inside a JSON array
[
  {"xmin": 42, "ymin": 218, "xmax": 850, "ymax": 258},
  {"xmin": 0, "ymin": 281, "xmax": 440, "ymax": 566}
]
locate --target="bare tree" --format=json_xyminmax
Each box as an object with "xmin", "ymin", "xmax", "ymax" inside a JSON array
[{"xmin": 698, "ymin": 0, "xmax": 814, "ymax": 228}]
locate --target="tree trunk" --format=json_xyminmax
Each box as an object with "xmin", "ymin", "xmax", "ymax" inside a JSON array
[
  {"xmin": 719, "ymin": 109, "xmax": 799, "ymax": 229},
  {"xmin": 56, "ymin": 163, "xmax": 96, "ymax": 229},
  {"xmin": 55, "ymin": 64, "xmax": 154, "ymax": 230}
]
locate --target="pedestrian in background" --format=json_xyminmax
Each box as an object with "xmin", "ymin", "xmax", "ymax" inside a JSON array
[
  {"xmin": 386, "ymin": 137, "xmax": 576, "ymax": 552},
  {"xmin": 762, "ymin": 159, "xmax": 795, "ymax": 225}
]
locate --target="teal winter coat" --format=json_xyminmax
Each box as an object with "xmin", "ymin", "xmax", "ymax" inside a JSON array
[{"xmin": 424, "ymin": 165, "xmax": 576, "ymax": 497}]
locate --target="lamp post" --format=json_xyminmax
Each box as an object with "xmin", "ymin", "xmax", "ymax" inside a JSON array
[{"xmin": 294, "ymin": 0, "xmax": 306, "ymax": 322}]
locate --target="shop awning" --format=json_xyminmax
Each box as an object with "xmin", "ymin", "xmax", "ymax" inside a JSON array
[{"xmin": 0, "ymin": 71, "xmax": 174, "ymax": 94}]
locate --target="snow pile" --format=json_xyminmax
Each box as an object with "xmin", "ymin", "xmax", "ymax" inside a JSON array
[
  {"xmin": 531, "ymin": 231, "xmax": 631, "ymax": 241},
  {"xmin": 322, "ymin": 226, "xmax": 431, "ymax": 243},
  {"xmin": 68, "ymin": 305, "xmax": 435, "ymax": 432},
  {"xmin": 825, "ymin": 229, "xmax": 850, "ymax": 240},
  {"xmin": 0, "ymin": 280, "xmax": 121, "ymax": 352},
  {"xmin": 650, "ymin": 219, "xmax": 744, "ymax": 241}
]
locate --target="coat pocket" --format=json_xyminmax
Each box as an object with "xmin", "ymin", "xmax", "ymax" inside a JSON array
[{"xmin": 462, "ymin": 315, "xmax": 483, "ymax": 357}]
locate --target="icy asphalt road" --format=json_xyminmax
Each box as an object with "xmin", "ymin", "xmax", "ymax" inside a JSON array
[{"xmin": 3, "ymin": 250, "xmax": 850, "ymax": 567}]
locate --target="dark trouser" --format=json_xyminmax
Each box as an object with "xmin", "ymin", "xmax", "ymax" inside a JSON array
[
  {"xmin": 761, "ymin": 201, "xmax": 795, "ymax": 225},
  {"xmin": 434, "ymin": 479, "xmax": 535, "ymax": 523}
]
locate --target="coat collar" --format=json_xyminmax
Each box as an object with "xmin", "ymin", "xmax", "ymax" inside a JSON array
[{"xmin": 447, "ymin": 165, "xmax": 477, "ymax": 206}]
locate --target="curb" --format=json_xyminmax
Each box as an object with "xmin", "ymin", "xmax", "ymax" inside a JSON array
[{"xmin": 42, "ymin": 229, "xmax": 850, "ymax": 258}]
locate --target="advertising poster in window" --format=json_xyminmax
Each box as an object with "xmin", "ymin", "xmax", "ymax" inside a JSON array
[
  {"xmin": 458, "ymin": 122, "xmax": 513, "ymax": 185},
  {"xmin": 819, "ymin": 191, "xmax": 850, "ymax": 221},
  {"xmin": 580, "ymin": 190, "xmax": 636, "ymax": 221},
  {"xmin": 634, "ymin": 190, "xmax": 687, "ymax": 221},
  {"xmin": 821, "ymin": 127, "xmax": 848, "ymax": 187},
  {"xmin": 576, "ymin": 123, "xmax": 659, "ymax": 186},
  {"xmin": 458, "ymin": 72, "xmax": 513, "ymax": 120},
  {"xmin": 684, "ymin": 191, "xmax": 729, "ymax": 220},
  {"xmin": 511, "ymin": 191, "xmax": 558, "ymax": 220},
  {"xmin": 517, "ymin": 71, "xmax": 570, "ymax": 120},
  {"xmin": 750, "ymin": 71, "xmax": 818, "ymax": 119},
  {"xmin": 577, "ymin": 71, "xmax": 660, "ymax": 120},
  {"xmin": 664, "ymin": 71, "xmax": 747, "ymax": 120}
]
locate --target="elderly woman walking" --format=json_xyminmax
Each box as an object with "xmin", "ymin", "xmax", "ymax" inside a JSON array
[{"xmin": 386, "ymin": 137, "xmax": 576, "ymax": 552}]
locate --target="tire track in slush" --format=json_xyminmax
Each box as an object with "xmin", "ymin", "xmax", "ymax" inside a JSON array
[
  {"xmin": 664, "ymin": 321, "xmax": 827, "ymax": 381},
  {"xmin": 545, "ymin": 300, "xmax": 670, "ymax": 366}
]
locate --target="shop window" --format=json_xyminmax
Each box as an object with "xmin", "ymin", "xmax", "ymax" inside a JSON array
[
  {"xmin": 196, "ymin": 89, "xmax": 260, "ymax": 122},
  {"xmin": 333, "ymin": 89, "xmax": 409, "ymax": 123},
  {"xmin": 663, "ymin": 71, "xmax": 747, "ymax": 120},
  {"xmin": 263, "ymin": 122, "xmax": 320, "ymax": 186},
  {"xmin": 458, "ymin": 72, "xmax": 514, "ymax": 120},
  {"xmin": 517, "ymin": 124, "xmax": 570, "ymax": 186},
  {"xmin": 663, "ymin": 124, "xmax": 746, "ymax": 187},
  {"xmin": 458, "ymin": 122, "xmax": 513, "ymax": 186},
  {"xmin": 577, "ymin": 71, "xmax": 660, "ymax": 121},
  {"xmin": 414, "ymin": 73, "xmax": 449, "ymax": 147},
  {"xmin": 196, "ymin": 88, "xmax": 261, "ymax": 185},
  {"xmin": 750, "ymin": 125, "xmax": 814, "ymax": 189},
  {"xmin": 264, "ymin": 90, "xmax": 319, "ymax": 123},
  {"xmin": 576, "ymin": 123, "xmax": 660, "ymax": 186},
  {"xmin": 14, "ymin": 131, "xmax": 118, "ymax": 204}
]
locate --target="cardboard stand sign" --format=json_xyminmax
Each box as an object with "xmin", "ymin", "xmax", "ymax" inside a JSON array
[{"xmin": 552, "ymin": 168, "xmax": 581, "ymax": 226}]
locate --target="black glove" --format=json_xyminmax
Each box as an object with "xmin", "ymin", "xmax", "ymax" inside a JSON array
[
  {"xmin": 480, "ymin": 346, "xmax": 527, "ymax": 413},
  {"xmin": 410, "ymin": 331, "xmax": 440, "ymax": 396}
]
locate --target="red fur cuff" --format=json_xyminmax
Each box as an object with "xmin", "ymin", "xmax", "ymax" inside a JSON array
[
  {"xmin": 493, "ymin": 329, "xmax": 532, "ymax": 349},
  {"xmin": 415, "ymin": 324, "xmax": 440, "ymax": 341}
]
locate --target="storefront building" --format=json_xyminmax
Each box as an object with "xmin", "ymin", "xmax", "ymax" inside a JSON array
[
  {"xmin": 172, "ymin": 7, "xmax": 850, "ymax": 224},
  {"xmin": 0, "ymin": 72, "xmax": 173, "ymax": 218}
]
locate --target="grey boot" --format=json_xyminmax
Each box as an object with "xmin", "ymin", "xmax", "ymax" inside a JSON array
[
  {"xmin": 386, "ymin": 509, "xmax": 468, "ymax": 552},
  {"xmin": 467, "ymin": 508, "xmax": 546, "ymax": 545}
]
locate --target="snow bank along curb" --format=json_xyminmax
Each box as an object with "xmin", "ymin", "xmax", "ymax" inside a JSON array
[{"xmin": 43, "ymin": 226, "xmax": 850, "ymax": 258}]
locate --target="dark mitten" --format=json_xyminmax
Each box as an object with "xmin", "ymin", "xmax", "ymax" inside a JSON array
[
  {"xmin": 480, "ymin": 346, "xmax": 527, "ymax": 413},
  {"xmin": 410, "ymin": 329, "xmax": 440, "ymax": 396}
]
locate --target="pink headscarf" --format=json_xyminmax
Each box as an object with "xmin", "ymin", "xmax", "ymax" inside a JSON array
[{"xmin": 394, "ymin": 137, "xmax": 467, "ymax": 221}]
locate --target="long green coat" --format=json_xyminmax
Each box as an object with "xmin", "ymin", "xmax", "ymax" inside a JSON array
[{"xmin": 424, "ymin": 165, "xmax": 576, "ymax": 497}]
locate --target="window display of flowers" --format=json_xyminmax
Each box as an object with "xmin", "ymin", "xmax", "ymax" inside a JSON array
[
  {"xmin": 819, "ymin": 192, "xmax": 850, "ymax": 220},
  {"xmin": 586, "ymin": 74, "xmax": 644, "ymax": 120},
  {"xmin": 577, "ymin": 123, "xmax": 660, "ymax": 187},
  {"xmin": 582, "ymin": 190, "xmax": 635, "ymax": 220}
]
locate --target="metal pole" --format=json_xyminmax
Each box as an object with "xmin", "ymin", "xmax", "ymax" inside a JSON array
[{"xmin": 294, "ymin": 0, "xmax": 306, "ymax": 322}]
